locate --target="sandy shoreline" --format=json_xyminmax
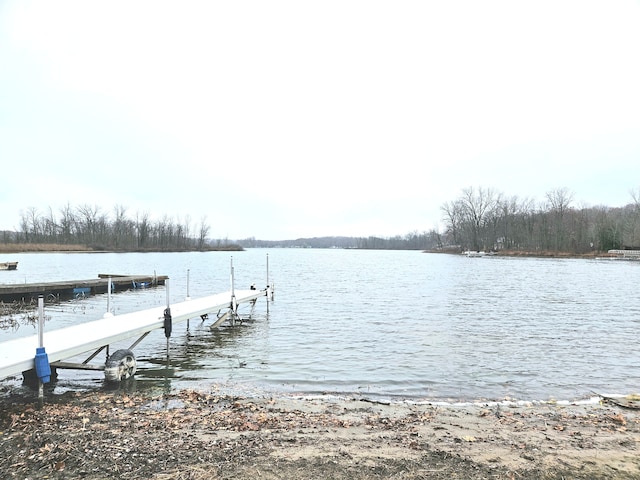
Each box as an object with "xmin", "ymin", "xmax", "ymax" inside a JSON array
[{"xmin": 1, "ymin": 388, "xmax": 639, "ymax": 479}]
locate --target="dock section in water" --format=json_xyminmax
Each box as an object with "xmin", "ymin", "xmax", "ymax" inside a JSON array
[
  {"xmin": 0, "ymin": 287, "xmax": 271, "ymax": 382},
  {"xmin": 0, "ymin": 274, "xmax": 168, "ymax": 302}
]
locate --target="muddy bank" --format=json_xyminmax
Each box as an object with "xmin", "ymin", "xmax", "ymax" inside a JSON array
[{"xmin": 1, "ymin": 389, "xmax": 639, "ymax": 479}]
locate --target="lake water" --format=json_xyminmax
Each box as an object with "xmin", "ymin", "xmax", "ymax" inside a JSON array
[{"xmin": 1, "ymin": 249, "xmax": 638, "ymax": 403}]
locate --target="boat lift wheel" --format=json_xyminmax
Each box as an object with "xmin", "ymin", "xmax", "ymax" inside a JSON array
[{"xmin": 104, "ymin": 349, "xmax": 137, "ymax": 382}]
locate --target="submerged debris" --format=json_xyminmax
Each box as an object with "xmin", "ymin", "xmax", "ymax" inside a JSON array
[
  {"xmin": 0, "ymin": 300, "xmax": 43, "ymax": 331},
  {"xmin": 0, "ymin": 295, "xmax": 67, "ymax": 330}
]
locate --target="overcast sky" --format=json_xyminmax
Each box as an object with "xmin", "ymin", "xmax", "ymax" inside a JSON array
[{"xmin": 1, "ymin": 1, "xmax": 639, "ymax": 240}]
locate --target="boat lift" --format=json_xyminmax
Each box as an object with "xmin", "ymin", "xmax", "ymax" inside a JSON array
[{"xmin": 0, "ymin": 255, "xmax": 275, "ymax": 398}]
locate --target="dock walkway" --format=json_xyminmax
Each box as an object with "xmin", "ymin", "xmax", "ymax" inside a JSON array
[
  {"xmin": 0, "ymin": 274, "xmax": 168, "ymax": 302},
  {"xmin": 0, "ymin": 288, "xmax": 267, "ymax": 381}
]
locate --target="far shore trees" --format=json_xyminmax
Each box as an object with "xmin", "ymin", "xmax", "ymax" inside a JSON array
[
  {"xmin": 7, "ymin": 204, "xmax": 229, "ymax": 252},
  {"xmin": 5, "ymin": 186, "xmax": 640, "ymax": 253},
  {"xmin": 440, "ymin": 186, "xmax": 640, "ymax": 254}
]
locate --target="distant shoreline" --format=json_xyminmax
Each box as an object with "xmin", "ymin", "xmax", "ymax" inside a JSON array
[
  {"xmin": 424, "ymin": 248, "xmax": 614, "ymax": 259},
  {"xmin": 0, "ymin": 243, "xmax": 244, "ymax": 254},
  {"xmin": 0, "ymin": 243, "xmax": 619, "ymax": 258}
]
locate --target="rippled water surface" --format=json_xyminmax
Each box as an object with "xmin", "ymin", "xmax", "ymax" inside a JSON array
[{"xmin": 1, "ymin": 249, "xmax": 639, "ymax": 402}]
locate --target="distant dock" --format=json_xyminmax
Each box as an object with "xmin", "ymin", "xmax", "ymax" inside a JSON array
[
  {"xmin": 605, "ymin": 249, "xmax": 640, "ymax": 260},
  {"xmin": 0, "ymin": 274, "xmax": 168, "ymax": 303}
]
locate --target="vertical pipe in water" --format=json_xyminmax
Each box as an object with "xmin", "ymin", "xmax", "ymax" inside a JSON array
[
  {"xmin": 230, "ymin": 256, "xmax": 236, "ymax": 326},
  {"xmin": 38, "ymin": 295, "xmax": 44, "ymax": 349},
  {"xmin": 266, "ymin": 253, "xmax": 271, "ymax": 312},
  {"xmin": 165, "ymin": 279, "xmax": 170, "ymax": 359},
  {"xmin": 37, "ymin": 296, "xmax": 44, "ymax": 402},
  {"xmin": 186, "ymin": 269, "xmax": 191, "ymax": 329},
  {"xmin": 104, "ymin": 277, "xmax": 114, "ymax": 318}
]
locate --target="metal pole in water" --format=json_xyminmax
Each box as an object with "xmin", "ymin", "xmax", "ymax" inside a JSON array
[
  {"xmin": 104, "ymin": 277, "xmax": 114, "ymax": 318},
  {"xmin": 267, "ymin": 253, "xmax": 274, "ymax": 302},
  {"xmin": 186, "ymin": 269, "xmax": 191, "ymax": 329},
  {"xmin": 230, "ymin": 256, "xmax": 237, "ymax": 325},
  {"xmin": 164, "ymin": 280, "xmax": 171, "ymax": 359},
  {"xmin": 38, "ymin": 296, "xmax": 44, "ymax": 349},
  {"xmin": 266, "ymin": 253, "xmax": 271, "ymax": 312},
  {"xmin": 186, "ymin": 269, "xmax": 191, "ymax": 301},
  {"xmin": 37, "ymin": 296, "xmax": 45, "ymax": 402},
  {"xmin": 230, "ymin": 256, "xmax": 235, "ymax": 296}
]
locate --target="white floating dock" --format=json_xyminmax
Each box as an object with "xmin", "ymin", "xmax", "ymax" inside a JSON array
[{"xmin": 0, "ymin": 289, "xmax": 268, "ymax": 381}]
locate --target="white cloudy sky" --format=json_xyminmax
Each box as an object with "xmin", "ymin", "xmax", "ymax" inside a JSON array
[{"xmin": 1, "ymin": 1, "xmax": 639, "ymax": 240}]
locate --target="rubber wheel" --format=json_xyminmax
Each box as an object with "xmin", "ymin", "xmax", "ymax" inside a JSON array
[{"xmin": 104, "ymin": 349, "xmax": 137, "ymax": 382}]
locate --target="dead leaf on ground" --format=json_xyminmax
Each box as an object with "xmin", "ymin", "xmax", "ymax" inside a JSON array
[{"xmin": 609, "ymin": 414, "xmax": 627, "ymax": 426}]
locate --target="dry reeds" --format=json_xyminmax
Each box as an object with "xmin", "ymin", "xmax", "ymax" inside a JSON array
[{"xmin": 0, "ymin": 243, "xmax": 92, "ymax": 253}]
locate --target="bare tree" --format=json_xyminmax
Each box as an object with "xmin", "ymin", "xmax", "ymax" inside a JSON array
[
  {"xmin": 59, "ymin": 203, "xmax": 75, "ymax": 244},
  {"xmin": 43, "ymin": 206, "xmax": 58, "ymax": 241},
  {"xmin": 546, "ymin": 187, "xmax": 574, "ymax": 251},
  {"xmin": 112, "ymin": 205, "xmax": 129, "ymax": 248},
  {"xmin": 183, "ymin": 214, "xmax": 192, "ymax": 249},
  {"xmin": 626, "ymin": 187, "xmax": 640, "ymax": 248},
  {"xmin": 26, "ymin": 207, "xmax": 41, "ymax": 242},
  {"xmin": 76, "ymin": 204, "xmax": 102, "ymax": 245},
  {"xmin": 136, "ymin": 211, "xmax": 151, "ymax": 248},
  {"xmin": 441, "ymin": 199, "xmax": 464, "ymax": 246},
  {"xmin": 198, "ymin": 216, "xmax": 210, "ymax": 250},
  {"xmin": 459, "ymin": 186, "xmax": 501, "ymax": 251}
]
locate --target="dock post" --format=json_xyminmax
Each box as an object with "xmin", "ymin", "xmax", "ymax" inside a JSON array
[
  {"xmin": 186, "ymin": 269, "xmax": 191, "ymax": 301},
  {"xmin": 266, "ymin": 253, "xmax": 274, "ymax": 302},
  {"xmin": 38, "ymin": 296, "xmax": 44, "ymax": 354},
  {"xmin": 38, "ymin": 296, "xmax": 44, "ymax": 402},
  {"xmin": 107, "ymin": 277, "xmax": 111, "ymax": 314},
  {"xmin": 230, "ymin": 256, "xmax": 237, "ymax": 326},
  {"xmin": 163, "ymin": 280, "xmax": 172, "ymax": 360},
  {"xmin": 266, "ymin": 253, "xmax": 271, "ymax": 313},
  {"xmin": 186, "ymin": 269, "xmax": 190, "ymax": 329},
  {"xmin": 104, "ymin": 277, "xmax": 114, "ymax": 318},
  {"xmin": 35, "ymin": 296, "xmax": 51, "ymax": 405}
]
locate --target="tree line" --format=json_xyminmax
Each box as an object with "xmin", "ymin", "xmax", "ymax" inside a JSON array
[
  {"xmin": 238, "ymin": 232, "xmax": 441, "ymax": 250},
  {"xmin": 440, "ymin": 186, "xmax": 640, "ymax": 253},
  {"xmin": 4, "ymin": 187, "xmax": 639, "ymax": 254},
  {"xmin": 4, "ymin": 204, "xmax": 219, "ymax": 251},
  {"xmin": 3, "ymin": 204, "xmax": 442, "ymax": 251}
]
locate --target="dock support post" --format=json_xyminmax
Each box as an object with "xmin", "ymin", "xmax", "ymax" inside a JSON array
[
  {"xmin": 230, "ymin": 256, "xmax": 237, "ymax": 326},
  {"xmin": 186, "ymin": 269, "xmax": 190, "ymax": 329},
  {"xmin": 266, "ymin": 254, "xmax": 270, "ymax": 313},
  {"xmin": 38, "ymin": 296, "xmax": 44, "ymax": 355},
  {"xmin": 104, "ymin": 277, "xmax": 114, "ymax": 318},
  {"xmin": 163, "ymin": 280, "xmax": 172, "ymax": 360},
  {"xmin": 186, "ymin": 269, "xmax": 191, "ymax": 301},
  {"xmin": 35, "ymin": 296, "xmax": 51, "ymax": 405},
  {"xmin": 267, "ymin": 253, "xmax": 274, "ymax": 299},
  {"xmin": 38, "ymin": 296, "xmax": 44, "ymax": 403}
]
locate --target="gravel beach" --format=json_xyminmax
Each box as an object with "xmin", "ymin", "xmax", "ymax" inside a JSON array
[{"xmin": 1, "ymin": 389, "xmax": 639, "ymax": 479}]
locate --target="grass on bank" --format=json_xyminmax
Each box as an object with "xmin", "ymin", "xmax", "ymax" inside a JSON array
[
  {"xmin": 0, "ymin": 243, "xmax": 91, "ymax": 253},
  {"xmin": 0, "ymin": 243, "xmax": 243, "ymax": 253}
]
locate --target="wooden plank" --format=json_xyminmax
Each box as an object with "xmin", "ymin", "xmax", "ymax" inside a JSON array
[{"xmin": 51, "ymin": 361, "xmax": 105, "ymax": 371}]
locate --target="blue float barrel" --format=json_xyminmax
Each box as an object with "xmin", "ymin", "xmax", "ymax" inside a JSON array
[{"xmin": 35, "ymin": 347, "xmax": 51, "ymax": 383}]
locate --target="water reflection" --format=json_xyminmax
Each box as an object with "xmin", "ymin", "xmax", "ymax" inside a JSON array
[
  {"xmin": 2, "ymin": 250, "xmax": 639, "ymax": 402},
  {"xmin": 126, "ymin": 314, "xmax": 268, "ymax": 391}
]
